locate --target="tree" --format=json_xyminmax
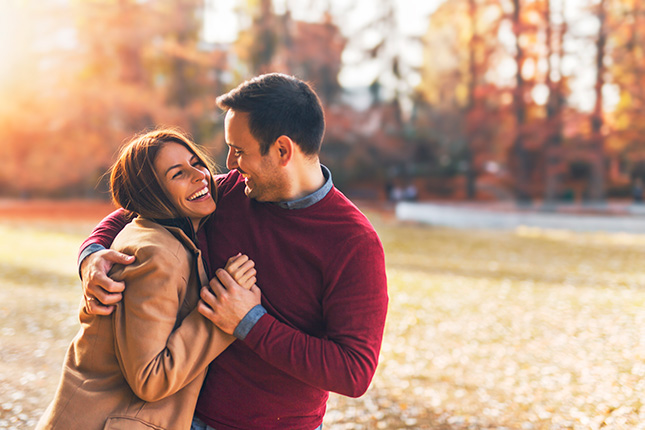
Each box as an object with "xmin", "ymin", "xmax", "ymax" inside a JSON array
[
  {"xmin": 233, "ymin": 0, "xmax": 344, "ymax": 103},
  {"xmin": 340, "ymin": 0, "xmax": 421, "ymax": 125},
  {"xmin": 0, "ymin": 0, "xmax": 226, "ymax": 196},
  {"xmin": 234, "ymin": 0, "xmax": 280, "ymax": 74},
  {"xmin": 510, "ymin": 0, "xmax": 533, "ymax": 203},
  {"xmin": 417, "ymin": 0, "xmax": 512, "ymax": 199},
  {"xmin": 543, "ymin": 0, "xmax": 568, "ymax": 203},
  {"xmin": 590, "ymin": 0, "xmax": 608, "ymax": 201},
  {"xmin": 606, "ymin": 0, "xmax": 645, "ymax": 191}
]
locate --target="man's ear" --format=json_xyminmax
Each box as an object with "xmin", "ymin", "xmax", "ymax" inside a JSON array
[{"xmin": 274, "ymin": 135, "xmax": 294, "ymax": 166}]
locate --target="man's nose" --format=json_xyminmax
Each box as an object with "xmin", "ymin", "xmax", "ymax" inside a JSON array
[{"xmin": 226, "ymin": 149, "xmax": 237, "ymax": 170}]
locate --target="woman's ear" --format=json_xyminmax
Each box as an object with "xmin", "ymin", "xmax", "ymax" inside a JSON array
[{"xmin": 274, "ymin": 135, "xmax": 294, "ymax": 166}]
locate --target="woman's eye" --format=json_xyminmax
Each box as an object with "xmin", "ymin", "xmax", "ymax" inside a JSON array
[{"xmin": 172, "ymin": 171, "xmax": 183, "ymax": 179}]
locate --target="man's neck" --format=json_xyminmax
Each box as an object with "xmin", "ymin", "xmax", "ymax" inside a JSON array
[{"xmin": 284, "ymin": 162, "xmax": 325, "ymax": 202}]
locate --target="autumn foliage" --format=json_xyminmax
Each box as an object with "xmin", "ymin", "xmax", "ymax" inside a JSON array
[{"xmin": 0, "ymin": 0, "xmax": 643, "ymax": 202}]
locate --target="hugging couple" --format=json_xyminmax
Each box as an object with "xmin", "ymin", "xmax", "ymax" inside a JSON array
[{"xmin": 37, "ymin": 73, "xmax": 389, "ymax": 430}]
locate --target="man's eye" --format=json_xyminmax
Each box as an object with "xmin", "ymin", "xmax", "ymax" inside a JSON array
[{"xmin": 234, "ymin": 151, "xmax": 242, "ymax": 156}]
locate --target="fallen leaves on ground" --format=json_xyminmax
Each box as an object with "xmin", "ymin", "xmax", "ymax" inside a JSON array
[
  {"xmin": 324, "ymin": 219, "xmax": 645, "ymax": 429},
  {"xmin": 1, "ymin": 215, "xmax": 644, "ymax": 429}
]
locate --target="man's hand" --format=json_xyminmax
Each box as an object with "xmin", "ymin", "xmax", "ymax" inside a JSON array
[
  {"xmin": 223, "ymin": 253, "xmax": 256, "ymax": 290},
  {"xmin": 80, "ymin": 249, "xmax": 134, "ymax": 315},
  {"xmin": 198, "ymin": 269, "xmax": 261, "ymax": 335}
]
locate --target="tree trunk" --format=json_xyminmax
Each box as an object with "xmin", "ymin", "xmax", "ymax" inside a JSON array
[
  {"xmin": 512, "ymin": 0, "xmax": 531, "ymax": 204},
  {"xmin": 544, "ymin": 0, "xmax": 566, "ymax": 205},
  {"xmin": 590, "ymin": 0, "xmax": 606, "ymax": 202},
  {"xmin": 465, "ymin": 0, "xmax": 478, "ymax": 200}
]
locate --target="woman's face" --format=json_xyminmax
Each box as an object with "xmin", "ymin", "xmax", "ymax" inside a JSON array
[{"xmin": 154, "ymin": 141, "xmax": 216, "ymax": 229}]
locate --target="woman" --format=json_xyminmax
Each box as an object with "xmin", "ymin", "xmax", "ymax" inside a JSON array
[{"xmin": 37, "ymin": 128, "xmax": 256, "ymax": 430}]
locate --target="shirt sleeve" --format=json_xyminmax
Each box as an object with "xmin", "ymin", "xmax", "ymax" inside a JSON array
[
  {"xmin": 241, "ymin": 231, "xmax": 389, "ymax": 398},
  {"xmin": 111, "ymin": 242, "xmax": 234, "ymax": 403},
  {"xmin": 77, "ymin": 208, "xmax": 130, "ymax": 271},
  {"xmin": 233, "ymin": 304, "xmax": 267, "ymax": 340},
  {"xmin": 77, "ymin": 243, "xmax": 107, "ymax": 276}
]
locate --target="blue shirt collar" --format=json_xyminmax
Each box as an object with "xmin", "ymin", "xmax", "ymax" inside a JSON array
[{"xmin": 275, "ymin": 165, "xmax": 333, "ymax": 210}]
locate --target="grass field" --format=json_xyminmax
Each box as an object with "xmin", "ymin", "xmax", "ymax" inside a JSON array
[{"xmin": 1, "ymin": 205, "xmax": 644, "ymax": 429}]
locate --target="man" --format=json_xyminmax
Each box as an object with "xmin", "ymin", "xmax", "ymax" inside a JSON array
[{"xmin": 79, "ymin": 73, "xmax": 388, "ymax": 430}]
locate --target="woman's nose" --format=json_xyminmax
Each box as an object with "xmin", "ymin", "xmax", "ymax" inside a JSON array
[{"xmin": 192, "ymin": 167, "xmax": 206, "ymax": 182}]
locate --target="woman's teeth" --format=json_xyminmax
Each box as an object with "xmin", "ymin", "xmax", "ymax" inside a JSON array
[{"xmin": 188, "ymin": 187, "xmax": 208, "ymax": 201}]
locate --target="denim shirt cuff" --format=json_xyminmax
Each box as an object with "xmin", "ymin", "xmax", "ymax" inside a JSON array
[
  {"xmin": 78, "ymin": 243, "xmax": 107, "ymax": 278},
  {"xmin": 233, "ymin": 304, "xmax": 267, "ymax": 340}
]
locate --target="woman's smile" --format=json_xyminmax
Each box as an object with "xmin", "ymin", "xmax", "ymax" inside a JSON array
[{"xmin": 188, "ymin": 186, "xmax": 210, "ymax": 201}]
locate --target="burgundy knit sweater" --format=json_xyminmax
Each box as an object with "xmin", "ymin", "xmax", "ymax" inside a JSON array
[{"xmin": 80, "ymin": 170, "xmax": 388, "ymax": 430}]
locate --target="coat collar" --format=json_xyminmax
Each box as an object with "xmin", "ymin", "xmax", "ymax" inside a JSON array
[
  {"xmin": 146, "ymin": 216, "xmax": 210, "ymax": 282},
  {"xmin": 153, "ymin": 217, "xmax": 196, "ymax": 243}
]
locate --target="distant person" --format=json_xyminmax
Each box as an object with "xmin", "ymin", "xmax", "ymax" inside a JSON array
[
  {"xmin": 404, "ymin": 182, "xmax": 419, "ymax": 202},
  {"xmin": 77, "ymin": 73, "xmax": 389, "ymax": 429},
  {"xmin": 385, "ymin": 179, "xmax": 394, "ymax": 202},
  {"xmin": 633, "ymin": 177, "xmax": 643, "ymax": 203},
  {"xmin": 38, "ymin": 129, "xmax": 257, "ymax": 429},
  {"xmin": 390, "ymin": 183, "xmax": 404, "ymax": 202}
]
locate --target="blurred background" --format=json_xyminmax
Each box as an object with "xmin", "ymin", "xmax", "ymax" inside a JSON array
[
  {"xmin": 2, "ymin": 1, "xmax": 645, "ymax": 429},
  {"xmin": 1, "ymin": 0, "xmax": 644, "ymax": 205}
]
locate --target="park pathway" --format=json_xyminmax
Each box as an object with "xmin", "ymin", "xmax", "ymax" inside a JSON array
[{"xmin": 396, "ymin": 201, "xmax": 645, "ymax": 233}]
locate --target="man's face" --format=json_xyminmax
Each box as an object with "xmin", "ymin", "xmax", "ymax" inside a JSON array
[{"xmin": 224, "ymin": 110, "xmax": 286, "ymax": 202}]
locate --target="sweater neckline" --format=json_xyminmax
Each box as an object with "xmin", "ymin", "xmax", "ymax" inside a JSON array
[{"xmin": 258, "ymin": 186, "xmax": 336, "ymax": 216}]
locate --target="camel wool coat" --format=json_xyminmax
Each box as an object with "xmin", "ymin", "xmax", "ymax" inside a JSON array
[{"xmin": 37, "ymin": 217, "xmax": 233, "ymax": 430}]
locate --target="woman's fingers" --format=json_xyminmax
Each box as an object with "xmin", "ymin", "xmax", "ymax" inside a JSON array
[
  {"xmin": 235, "ymin": 272, "xmax": 256, "ymax": 290},
  {"xmin": 230, "ymin": 260, "xmax": 255, "ymax": 279},
  {"xmin": 224, "ymin": 255, "xmax": 256, "ymax": 288},
  {"xmin": 224, "ymin": 253, "xmax": 247, "ymax": 272}
]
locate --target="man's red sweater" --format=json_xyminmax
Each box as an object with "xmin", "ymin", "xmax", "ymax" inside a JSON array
[{"xmin": 81, "ymin": 170, "xmax": 388, "ymax": 430}]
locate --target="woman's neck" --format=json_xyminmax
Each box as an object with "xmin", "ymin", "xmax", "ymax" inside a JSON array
[{"xmin": 191, "ymin": 218, "xmax": 201, "ymax": 233}]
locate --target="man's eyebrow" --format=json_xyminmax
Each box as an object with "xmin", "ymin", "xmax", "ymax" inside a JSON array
[{"xmin": 226, "ymin": 143, "xmax": 241, "ymax": 149}]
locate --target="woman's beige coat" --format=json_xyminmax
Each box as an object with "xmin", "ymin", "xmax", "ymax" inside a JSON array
[{"xmin": 37, "ymin": 217, "xmax": 232, "ymax": 430}]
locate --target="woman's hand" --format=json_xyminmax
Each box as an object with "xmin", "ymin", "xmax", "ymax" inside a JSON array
[{"xmin": 223, "ymin": 253, "xmax": 256, "ymax": 290}]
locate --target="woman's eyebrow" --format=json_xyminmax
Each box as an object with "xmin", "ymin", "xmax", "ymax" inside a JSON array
[{"xmin": 165, "ymin": 164, "xmax": 182, "ymax": 175}]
